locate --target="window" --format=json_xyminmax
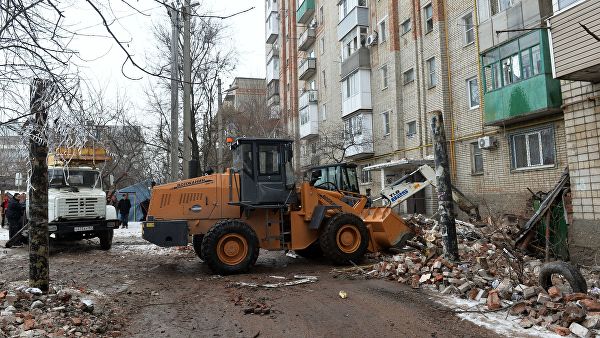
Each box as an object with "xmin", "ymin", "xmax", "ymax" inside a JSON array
[
  {"xmin": 361, "ymin": 164, "xmax": 372, "ymax": 183},
  {"xmin": 424, "ymin": 4, "xmax": 433, "ymax": 33},
  {"xmin": 477, "ymin": 0, "xmax": 490, "ymax": 22},
  {"xmin": 427, "ymin": 57, "xmax": 436, "ymax": 87},
  {"xmin": 481, "ymin": 30, "xmax": 542, "ymax": 92},
  {"xmin": 471, "ymin": 143, "xmax": 483, "ymax": 174},
  {"xmin": 321, "ymin": 103, "xmax": 327, "ymax": 121},
  {"xmin": 558, "ymin": 0, "xmax": 580, "ymax": 10},
  {"xmin": 322, "ymin": 69, "xmax": 327, "ymax": 87},
  {"xmin": 258, "ymin": 145, "xmax": 280, "ymax": 175},
  {"xmin": 309, "ymin": 79, "xmax": 316, "ymax": 90},
  {"xmin": 510, "ymin": 126, "xmax": 556, "ymax": 170},
  {"xmin": 407, "ymin": 121, "xmax": 416, "ymax": 136},
  {"xmin": 381, "ymin": 65, "xmax": 388, "ymax": 89},
  {"xmin": 467, "ymin": 77, "xmax": 480, "ymax": 109},
  {"xmin": 319, "ymin": 5, "xmax": 324, "ymax": 24},
  {"xmin": 379, "ymin": 18, "xmax": 387, "ymax": 43},
  {"xmin": 382, "ymin": 111, "xmax": 390, "ymax": 135},
  {"xmin": 401, "ymin": 19, "xmax": 411, "ymax": 35},
  {"xmin": 300, "ymin": 108, "xmax": 309, "ymax": 125},
  {"xmin": 344, "ymin": 71, "xmax": 359, "ymax": 98},
  {"xmin": 403, "ymin": 68, "xmax": 415, "ymax": 84},
  {"xmin": 344, "ymin": 114, "xmax": 363, "ymax": 140},
  {"xmin": 463, "ymin": 13, "xmax": 474, "ymax": 45},
  {"xmin": 320, "ymin": 37, "xmax": 325, "ymax": 54}
]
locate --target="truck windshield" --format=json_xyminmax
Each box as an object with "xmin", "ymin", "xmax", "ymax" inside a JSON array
[{"xmin": 49, "ymin": 169, "xmax": 100, "ymax": 189}]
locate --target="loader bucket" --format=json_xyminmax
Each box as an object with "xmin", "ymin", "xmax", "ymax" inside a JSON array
[{"xmin": 361, "ymin": 207, "xmax": 416, "ymax": 252}]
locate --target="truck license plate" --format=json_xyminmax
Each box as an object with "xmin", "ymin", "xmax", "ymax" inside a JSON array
[{"xmin": 74, "ymin": 226, "xmax": 94, "ymax": 232}]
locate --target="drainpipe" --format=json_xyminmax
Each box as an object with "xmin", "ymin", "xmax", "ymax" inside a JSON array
[{"xmin": 473, "ymin": 0, "xmax": 485, "ymax": 133}]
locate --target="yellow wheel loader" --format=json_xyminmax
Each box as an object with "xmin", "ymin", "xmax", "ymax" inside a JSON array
[{"xmin": 142, "ymin": 138, "xmax": 415, "ymax": 274}]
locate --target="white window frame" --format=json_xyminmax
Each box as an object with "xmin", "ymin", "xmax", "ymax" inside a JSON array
[
  {"xmin": 467, "ymin": 77, "xmax": 480, "ymax": 109},
  {"xmin": 378, "ymin": 17, "xmax": 388, "ymax": 43},
  {"xmin": 462, "ymin": 12, "xmax": 475, "ymax": 46},
  {"xmin": 381, "ymin": 65, "xmax": 388, "ymax": 90},
  {"xmin": 360, "ymin": 164, "xmax": 372, "ymax": 184},
  {"xmin": 320, "ymin": 37, "xmax": 325, "ymax": 55},
  {"xmin": 407, "ymin": 121, "xmax": 416, "ymax": 137},
  {"xmin": 382, "ymin": 111, "xmax": 390, "ymax": 136},
  {"xmin": 509, "ymin": 126, "xmax": 556, "ymax": 170},
  {"xmin": 321, "ymin": 103, "xmax": 327, "ymax": 121},
  {"xmin": 471, "ymin": 142, "xmax": 483, "ymax": 175},
  {"xmin": 424, "ymin": 3, "xmax": 433, "ymax": 33},
  {"xmin": 401, "ymin": 18, "xmax": 411, "ymax": 35},
  {"xmin": 319, "ymin": 5, "xmax": 324, "ymax": 24},
  {"xmin": 426, "ymin": 57, "xmax": 436, "ymax": 88}
]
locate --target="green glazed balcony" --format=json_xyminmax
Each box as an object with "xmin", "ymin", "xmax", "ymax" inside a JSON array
[{"xmin": 297, "ymin": 0, "xmax": 315, "ymax": 24}]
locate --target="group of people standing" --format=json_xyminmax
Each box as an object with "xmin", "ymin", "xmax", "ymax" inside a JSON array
[
  {"xmin": 106, "ymin": 192, "xmax": 132, "ymax": 228},
  {"xmin": 1, "ymin": 192, "xmax": 27, "ymax": 246}
]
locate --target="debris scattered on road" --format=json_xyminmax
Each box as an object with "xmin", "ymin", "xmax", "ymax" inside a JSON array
[
  {"xmin": 233, "ymin": 275, "xmax": 319, "ymax": 289},
  {"xmin": 331, "ymin": 213, "xmax": 600, "ymax": 337},
  {"xmin": 285, "ymin": 250, "xmax": 298, "ymax": 258},
  {"xmin": 338, "ymin": 291, "xmax": 348, "ymax": 299}
]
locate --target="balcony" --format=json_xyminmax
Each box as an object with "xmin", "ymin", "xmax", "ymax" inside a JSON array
[
  {"xmin": 269, "ymin": 105, "xmax": 281, "ymax": 119},
  {"xmin": 265, "ymin": 0, "xmax": 277, "ymax": 15},
  {"xmin": 267, "ymin": 80, "xmax": 279, "ymax": 99},
  {"xmin": 298, "ymin": 58, "xmax": 317, "ymax": 80},
  {"xmin": 266, "ymin": 58, "xmax": 279, "ymax": 84},
  {"xmin": 298, "ymin": 27, "xmax": 316, "ymax": 51},
  {"xmin": 299, "ymin": 91, "xmax": 318, "ymax": 139},
  {"xmin": 549, "ymin": 0, "xmax": 600, "ymax": 82},
  {"xmin": 341, "ymin": 69, "xmax": 372, "ymax": 117},
  {"xmin": 267, "ymin": 45, "xmax": 279, "ymax": 62},
  {"xmin": 297, "ymin": 0, "xmax": 315, "ymax": 24},
  {"xmin": 344, "ymin": 112, "xmax": 373, "ymax": 159},
  {"xmin": 480, "ymin": 29, "xmax": 562, "ymax": 126},
  {"xmin": 267, "ymin": 94, "xmax": 280, "ymax": 107},
  {"xmin": 337, "ymin": 6, "xmax": 369, "ymax": 41},
  {"xmin": 340, "ymin": 47, "xmax": 370, "ymax": 79},
  {"xmin": 266, "ymin": 12, "xmax": 279, "ymax": 44}
]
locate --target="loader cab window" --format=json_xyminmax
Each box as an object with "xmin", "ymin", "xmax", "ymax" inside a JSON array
[
  {"xmin": 346, "ymin": 167, "xmax": 359, "ymax": 193},
  {"xmin": 233, "ymin": 143, "xmax": 253, "ymax": 175},
  {"xmin": 310, "ymin": 164, "xmax": 359, "ymax": 194},
  {"xmin": 258, "ymin": 145, "xmax": 280, "ymax": 175}
]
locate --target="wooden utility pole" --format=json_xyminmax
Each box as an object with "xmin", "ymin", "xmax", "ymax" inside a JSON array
[
  {"xmin": 169, "ymin": 4, "xmax": 179, "ymax": 182},
  {"xmin": 431, "ymin": 111, "xmax": 459, "ymax": 262},
  {"xmin": 29, "ymin": 78, "xmax": 50, "ymax": 292}
]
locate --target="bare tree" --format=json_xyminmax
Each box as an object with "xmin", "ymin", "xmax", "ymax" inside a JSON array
[{"xmin": 314, "ymin": 123, "xmax": 376, "ymax": 164}]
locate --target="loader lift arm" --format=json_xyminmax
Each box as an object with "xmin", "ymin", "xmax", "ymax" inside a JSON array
[{"xmin": 379, "ymin": 165, "xmax": 482, "ymax": 222}]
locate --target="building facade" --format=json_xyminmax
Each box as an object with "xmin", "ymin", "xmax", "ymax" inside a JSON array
[
  {"xmin": 266, "ymin": 0, "xmax": 572, "ymax": 218},
  {"xmin": 548, "ymin": 0, "xmax": 600, "ymax": 263},
  {"xmin": 223, "ymin": 77, "xmax": 267, "ymax": 111}
]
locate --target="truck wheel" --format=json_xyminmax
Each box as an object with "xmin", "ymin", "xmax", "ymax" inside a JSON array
[
  {"xmin": 192, "ymin": 234, "xmax": 204, "ymax": 260},
  {"xmin": 99, "ymin": 230, "xmax": 113, "ymax": 250},
  {"xmin": 319, "ymin": 213, "xmax": 369, "ymax": 265},
  {"xmin": 296, "ymin": 241, "xmax": 323, "ymax": 259},
  {"xmin": 201, "ymin": 220, "xmax": 259, "ymax": 275}
]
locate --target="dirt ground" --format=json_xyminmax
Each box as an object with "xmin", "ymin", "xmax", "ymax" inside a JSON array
[{"xmin": 0, "ymin": 225, "xmax": 504, "ymax": 338}]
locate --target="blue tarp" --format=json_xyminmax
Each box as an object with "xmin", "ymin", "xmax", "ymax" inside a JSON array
[{"xmin": 116, "ymin": 180, "xmax": 152, "ymax": 221}]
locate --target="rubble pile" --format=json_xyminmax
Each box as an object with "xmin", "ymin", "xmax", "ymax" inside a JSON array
[
  {"xmin": 0, "ymin": 281, "xmax": 124, "ymax": 337},
  {"xmin": 333, "ymin": 214, "xmax": 600, "ymax": 337}
]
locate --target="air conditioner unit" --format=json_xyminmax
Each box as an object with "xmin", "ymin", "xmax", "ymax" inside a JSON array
[
  {"xmin": 366, "ymin": 33, "xmax": 378, "ymax": 46},
  {"xmin": 478, "ymin": 136, "xmax": 497, "ymax": 149}
]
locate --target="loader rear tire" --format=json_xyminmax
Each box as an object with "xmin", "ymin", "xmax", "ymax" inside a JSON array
[
  {"xmin": 320, "ymin": 213, "xmax": 369, "ymax": 265},
  {"xmin": 201, "ymin": 220, "xmax": 259, "ymax": 275},
  {"xmin": 192, "ymin": 234, "xmax": 204, "ymax": 260}
]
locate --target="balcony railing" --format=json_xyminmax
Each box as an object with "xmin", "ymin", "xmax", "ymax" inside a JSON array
[
  {"xmin": 267, "ymin": 80, "xmax": 279, "ymax": 99},
  {"xmin": 299, "ymin": 104, "xmax": 318, "ymax": 139},
  {"xmin": 267, "ymin": 45, "xmax": 279, "ymax": 62},
  {"xmin": 340, "ymin": 47, "xmax": 370, "ymax": 79},
  {"xmin": 298, "ymin": 27, "xmax": 316, "ymax": 51},
  {"xmin": 297, "ymin": 0, "xmax": 315, "ymax": 24},
  {"xmin": 298, "ymin": 58, "xmax": 317, "ymax": 80}
]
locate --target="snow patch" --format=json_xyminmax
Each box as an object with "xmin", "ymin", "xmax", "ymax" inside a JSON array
[{"xmin": 431, "ymin": 293, "xmax": 563, "ymax": 338}]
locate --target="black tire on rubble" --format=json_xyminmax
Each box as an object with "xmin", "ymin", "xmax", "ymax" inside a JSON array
[
  {"xmin": 295, "ymin": 241, "xmax": 323, "ymax": 259},
  {"xmin": 192, "ymin": 234, "xmax": 204, "ymax": 260},
  {"xmin": 319, "ymin": 213, "xmax": 369, "ymax": 265},
  {"xmin": 538, "ymin": 261, "xmax": 587, "ymax": 293},
  {"xmin": 98, "ymin": 229, "xmax": 113, "ymax": 250},
  {"xmin": 201, "ymin": 220, "xmax": 259, "ymax": 275}
]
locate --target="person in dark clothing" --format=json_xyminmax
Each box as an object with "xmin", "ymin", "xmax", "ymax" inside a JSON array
[
  {"xmin": 117, "ymin": 193, "xmax": 132, "ymax": 229},
  {"xmin": 140, "ymin": 199, "xmax": 150, "ymax": 221},
  {"xmin": 6, "ymin": 193, "xmax": 25, "ymax": 246},
  {"xmin": 1, "ymin": 193, "xmax": 8, "ymax": 228}
]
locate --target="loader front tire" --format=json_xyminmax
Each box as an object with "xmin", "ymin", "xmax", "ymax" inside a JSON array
[
  {"xmin": 201, "ymin": 220, "xmax": 259, "ymax": 275},
  {"xmin": 320, "ymin": 213, "xmax": 369, "ymax": 265}
]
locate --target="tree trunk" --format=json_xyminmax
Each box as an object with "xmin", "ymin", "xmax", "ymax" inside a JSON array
[
  {"xmin": 431, "ymin": 110, "xmax": 459, "ymax": 262},
  {"xmin": 29, "ymin": 78, "xmax": 50, "ymax": 292}
]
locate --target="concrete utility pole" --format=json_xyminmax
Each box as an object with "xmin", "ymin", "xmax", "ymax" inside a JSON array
[
  {"xmin": 29, "ymin": 78, "xmax": 50, "ymax": 292},
  {"xmin": 182, "ymin": 0, "xmax": 192, "ymax": 179},
  {"xmin": 217, "ymin": 78, "xmax": 223, "ymax": 173},
  {"xmin": 169, "ymin": 5, "xmax": 179, "ymax": 182},
  {"xmin": 431, "ymin": 110, "xmax": 459, "ymax": 262}
]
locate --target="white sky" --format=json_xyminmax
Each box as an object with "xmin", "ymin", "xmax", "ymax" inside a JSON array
[{"xmin": 63, "ymin": 0, "xmax": 266, "ymax": 113}]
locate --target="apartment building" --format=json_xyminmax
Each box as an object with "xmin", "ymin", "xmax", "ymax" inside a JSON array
[
  {"xmin": 222, "ymin": 77, "xmax": 267, "ymax": 111},
  {"xmin": 266, "ymin": 0, "xmax": 569, "ymax": 217},
  {"xmin": 548, "ymin": 0, "xmax": 600, "ymax": 263}
]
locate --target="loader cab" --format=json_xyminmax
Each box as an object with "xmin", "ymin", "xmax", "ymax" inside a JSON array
[
  {"xmin": 308, "ymin": 163, "xmax": 360, "ymax": 194},
  {"xmin": 231, "ymin": 138, "xmax": 295, "ymax": 206}
]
